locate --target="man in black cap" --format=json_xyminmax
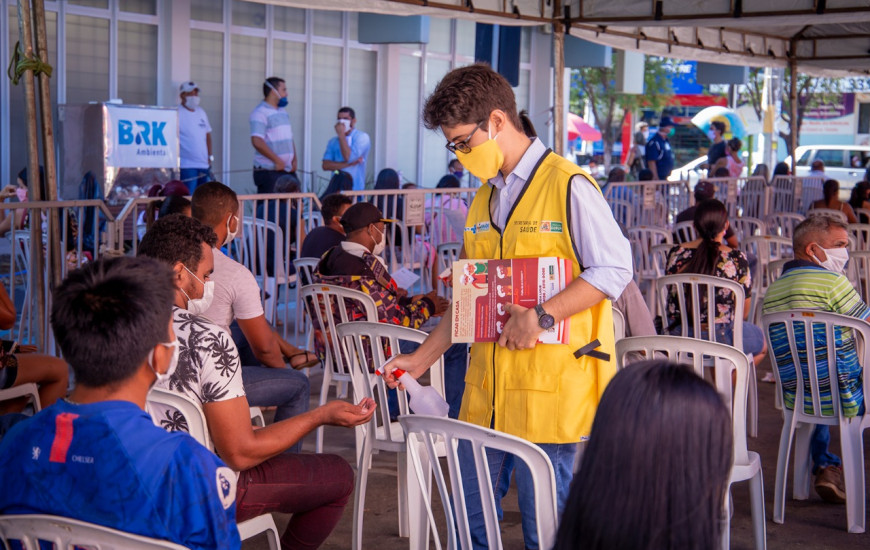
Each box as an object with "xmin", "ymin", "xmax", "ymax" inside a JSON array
[
  {"xmin": 675, "ymin": 181, "xmax": 738, "ymax": 248},
  {"xmin": 314, "ymin": 202, "xmax": 469, "ymax": 418},
  {"xmin": 646, "ymin": 115, "xmax": 676, "ymax": 180}
]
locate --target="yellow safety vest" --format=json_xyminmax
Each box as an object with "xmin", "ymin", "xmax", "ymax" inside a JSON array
[{"xmin": 460, "ymin": 149, "xmax": 616, "ymax": 443}]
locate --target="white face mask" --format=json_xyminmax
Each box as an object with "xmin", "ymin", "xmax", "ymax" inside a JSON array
[
  {"xmin": 223, "ymin": 215, "xmax": 238, "ymax": 247},
  {"xmin": 814, "ymin": 246, "xmax": 849, "ymax": 274},
  {"xmin": 185, "ymin": 95, "xmax": 200, "ymax": 109},
  {"xmin": 148, "ymin": 340, "xmax": 180, "ymax": 386},
  {"xmin": 370, "ymin": 225, "xmax": 386, "ymax": 256},
  {"xmin": 180, "ymin": 265, "xmax": 215, "ymax": 315},
  {"xmin": 337, "ymin": 119, "xmax": 351, "ymax": 132}
]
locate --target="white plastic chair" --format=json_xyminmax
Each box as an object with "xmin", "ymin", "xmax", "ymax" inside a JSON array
[
  {"xmin": 856, "ymin": 207, "xmax": 870, "ymax": 224},
  {"xmin": 848, "ymin": 251, "xmax": 870, "ymax": 304},
  {"xmin": 436, "ymin": 242, "xmax": 462, "ymax": 298},
  {"xmin": 762, "ymin": 310, "xmax": 870, "ymax": 533},
  {"xmin": 336, "ymin": 321, "xmax": 447, "ymax": 550},
  {"xmin": 628, "ymin": 226, "xmax": 672, "ymax": 315},
  {"xmin": 651, "ymin": 242, "xmax": 672, "ymax": 277},
  {"xmin": 0, "ymin": 514, "xmax": 189, "ymax": 549},
  {"xmin": 847, "ymin": 223, "xmax": 870, "ymax": 252},
  {"xmin": 241, "ymin": 218, "xmax": 295, "ymax": 324},
  {"xmin": 612, "ymin": 306, "xmax": 626, "ymax": 341},
  {"xmin": 656, "ymin": 273, "xmax": 759, "ymax": 437},
  {"xmin": 742, "ymin": 235, "xmax": 793, "ymax": 325},
  {"xmin": 144, "ymin": 388, "xmax": 279, "ymax": 548},
  {"xmin": 614, "ymin": 335, "xmax": 766, "ymax": 550},
  {"xmin": 300, "ymin": 284, "xmax": 378, "ymax": 453},
  {"xmin": 0, "ymin": 383, "xmax": 41, "ymax": 411},
  {"xmin": 673, "ymin": 220, "xmax": 697, "ymax": 244},
  {"xmin": 292, "ymin": 257, "xmax": 321, "ymax": 362},
  {"xmin": 808, "ymin": 207, "xmax": 848, "ymax": 224},
  {"xmin": 293, "ymin": 257, "xmax": 319, "ymax": 287},
  {"xmin": 766, "ymin": 212, "xmax": 804, "ymax": 238},
  {"xmin": 732, "ymin": 216, "xmax": 767, "ymax": 242},
  {"xmin": 399, "ymin": 415, "xmax": 559, "ymax": 550}
]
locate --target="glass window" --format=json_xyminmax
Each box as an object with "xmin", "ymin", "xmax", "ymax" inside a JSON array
[
  {"xmin": 455, "ymin": 19, "xmax": 476, "ymax": 58},
  {"xmin": 313, "ymin": 10, "xmax": 342, "ymax": 39},
  {"xmin": 69, "ymin": 0, "xmax": 108, "ymax": 9},
  {"xmin": 396, "ymin": 53, "xmax": 421, "ymax": 183},
  {"xmin": 118, "ymin": 22, "xmax": 157, "ymax": 105},
  {"xmin": 520, "ymin": 27, "xmax": 531, "ymax": 63},
  {"xmin": 6, "ymin": 8, "xmax": 57, "ymax": 185},
  {"xmin": 120, "ymin": 0, "xmax": 156, "ymax": 15},
  {"xmin": 229, "ymin": 35, "xmax": 266, "ymax": 192},
  {"xmin": 191, "ymin": 30, "xmax": 224, "ymax": 175},
  {"xmin": 348, "ymin": 48, "xmax": 377, "ymax": 186},
  {"xmin": 422, "ymin": 58, "xmax": 451, "ymax": 187},
  {"xmin": 273, "ymin": 40, "xmax": 306, "ymax": 184},
  {"xmin": 232, "ymin": 0, "xmax": 266, "ymax": 29},
  {"xmin": 348, "ymin": 12, "xmax": 359, "ymax": 42},
  {"xmin": 428, "ymin": 17, "xmax": 451, "ymax": 53},
  {"xmin": 191, "ymin": 0, "xmax": 223, "ymax": 23},
  {"xmin": 274, "ymin": 6, "xmax": 306, "ymax": 34},
  {"xmin": 66, "ymin": 15, "xmax": 109, "ymax": 104},
  {"xmin": 849, "ymin": 150, "xmax": 869, "ymax": 169},
  {"xmin": 858, "ymin": 103, "xmax": 870, "ymax": 134},
  {"xmin": 310, "ymin": 44, "xmax": 342, "ymax": 194},
  {"xmin": 814, "ymin": 149, "xmax": 844, "ymax": 168},
  {"xmin": 514, "ymin": 68, "xmax": 530, "ymax": 113},
  {"xmin": 796, "ymin": 149, "xmax": 812, "ymax": 166}
]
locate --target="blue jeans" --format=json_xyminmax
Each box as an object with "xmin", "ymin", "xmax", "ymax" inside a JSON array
[
  {"xmin": 396, "ymin": 340, "xmax": 468, "ymax": 419},
  {"xmin": 457, "ymin": 440, "xmax": 576, "ymax": 549},
  {"xmin": 241, "ymin": 365, "xmax": 310, "ymax": 453},
  {"xmin": 811, "ymin": 425, "xmax": 842, "ymax": 474},
  {"xmin": 179, "ymin": 168, "xmax": 212, "ymax": 192}
]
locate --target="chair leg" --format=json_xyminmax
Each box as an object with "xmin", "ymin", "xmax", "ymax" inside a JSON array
[
  {"xmin": 839, "ymin": 420, "xmax": 866, "ymax": 534},
  {"xmin": 397, "ymin": 450, "xmax": 410, "ymax": 538},
  {"xmin": 316, "ymin": 369, "xmax": 333, "ymax": 454},
  {"xmin": 747, "ymin": 359, "xmax": 759, "ymax": 438},
  {"xmin": 792, "ymin": 423, "xmax": 814, "ymax": 501},
  {"xmin": 774, "ymin": 420, "xmax": 796, "ymax": 524},
  {"xmin": 407, "ymin": 446, "xmax": 432, "ymax": 550},
  {"xmin": 750, "ymin": 469, "xmax": 768, "ymax": 550},
  {"xmin": 352, "ymin": 435, "xmax": 374, "ymax": 550},
  {"xmin": 720, "ymin": 489, "xmax": 731, "ymax": 550}
]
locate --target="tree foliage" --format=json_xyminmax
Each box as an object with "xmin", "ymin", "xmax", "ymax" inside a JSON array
[{"xmin": 570, "ymin": 55, "xmax": 674, "ymax": 167}]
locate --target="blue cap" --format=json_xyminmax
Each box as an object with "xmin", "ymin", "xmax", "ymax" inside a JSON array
[{"xmin": 659, "ymin": 116, "xmax": 676, "ymax": 128}]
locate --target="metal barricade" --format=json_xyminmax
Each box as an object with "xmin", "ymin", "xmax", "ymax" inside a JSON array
[{"xmin": 771, "ymin": 175, "xmax": 824, "ymax": 215}]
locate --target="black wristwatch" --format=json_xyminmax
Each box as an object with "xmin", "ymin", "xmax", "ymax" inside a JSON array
[{"xmin": 534, "ymin": 304, "xmax": 555, "ymax": 330}]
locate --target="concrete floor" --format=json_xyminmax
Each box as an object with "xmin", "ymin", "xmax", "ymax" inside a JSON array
[{"xmin": 247, "ymin": 356, "xmax": 870, "ymax": 550}]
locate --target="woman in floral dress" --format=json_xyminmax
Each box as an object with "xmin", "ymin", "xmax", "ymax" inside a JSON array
[{"xmin": 665, "ymin": 199, "xmax": 768, "ymax": 365}]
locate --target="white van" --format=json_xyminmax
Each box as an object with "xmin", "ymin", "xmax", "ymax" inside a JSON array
[{"xmin": 787, "ymin": 145, "xmax": 870, "ymax": 198}]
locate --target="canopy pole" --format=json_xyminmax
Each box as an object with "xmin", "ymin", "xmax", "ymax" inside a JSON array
[
  {"xmin": 553, "ymin": 0, "xmax": 565, "ymax": 156},
  {"xmin": 33, "ymin": 0, "xmax": 62, "ymax": 309},
  {"xmin": 16, "ymin": 0, "xmax": 47, "ymax": 349},
  {"xmin": 788, "ymin": 51, "xmax": 798, "ymax": 173}
]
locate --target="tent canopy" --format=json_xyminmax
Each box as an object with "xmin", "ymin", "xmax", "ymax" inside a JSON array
[{"xmin": 258, "ymin": 0, "xmax": 870, "ymax": 76}]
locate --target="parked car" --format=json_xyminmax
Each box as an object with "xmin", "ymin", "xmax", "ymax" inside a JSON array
[
  {"xmin": 667, "ymin": 154, "xmax": 748, "ymax": 185},
  {"xmin": 786, "ymin": 145, "xmax": 870, "ymax": 199}
]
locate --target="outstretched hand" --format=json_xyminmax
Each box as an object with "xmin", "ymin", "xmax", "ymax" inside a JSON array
[{"xmin": 322, "ymin": 398, "xmax": 376, "ymax": 427}]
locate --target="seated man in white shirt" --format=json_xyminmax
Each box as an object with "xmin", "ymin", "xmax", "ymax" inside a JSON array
[
  {"xmin": 191, "ymin": 182, "xmax": 315, "ymax": 452},
  {"xmin": 138, "ymin": 214, "xmax": 375, "ymax": 548}
]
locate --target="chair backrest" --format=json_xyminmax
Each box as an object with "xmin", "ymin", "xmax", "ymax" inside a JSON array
[
  {"xmin": 856, "ymin": 207, "xmax": 870, "ymax": 223},
  {"xmin": 146, "ymin": 387, "xmax": 213, "ymax": 450},
  {"xmin": 737, "ymin": 177, "xmax": 769, "ymax": 219},
  {"xmin": 241, "ymin": 218, "xmax": 287, "ymax": 282},
  {"xmin": 612, "ymin": 306, "xmax": 626, "ymax": 341},
  {"xmin": 627, "ymin": 226, "xmax": 672, "ymax": 280},
  {"xmin": 765, "ymin": 212, "xmax": 804, "ymax": 238},
  {"xmin": 656, "ymin": 273, "xmax": 745, "ymax": 350},
  {"xmin": 614, "ymin": 335, "xmax": 752, "ymax": 466},
  {"xmin": 0, "ymin": 514, "xmax": 189, "ymax": 549},
  {"xmin": 762, "ymin": 309, "xmax": 870, "ymax": 420},
  {"xmin": 293, "ymin": 257, "xmax": 320, "ymax": 287},
  {"xmin": 742, "ymin": 235, "xmax": 793, "ymax": 294},
  {"xmin": 337, "ymin": 321, "xmax": 446, "ymax": 447},
  {"xmin": 399, "ymin": 415, "xmax": 558, "ymax": 550},
  {"xmin": 300, "ymin": 284, "xmax": 378, "ymax": 380},
  {"xmin": 609, "ymin": 196, "xmax": 639, "ymax": 228},
  {"xmin": 651, "ymin": 242, "xmax": 673, "ymax": 278},
  {"xmin": 808, "ymin": 207, "xmax": 848, "ymax": 224},
  {"xmin": 731, "ymin": 216, "xmax": 767, "ymax": 242},
  {"xmin": 436, "ymin": 242, "xmax": 462, "ymax": 297},
  {"xmin": 768, "ymin": 258, "xmax": 789, "ymax": 282},
  {"xmin": 847, "ymin": 223, "xmax": 870, "ymax": 251},
  {"xmin": 674, "ymin": 220, "xmax": 697, "ymax": 244},
  {"xmin": 848, "ymin": 250, "xmax": 870, "ymax": 304}
]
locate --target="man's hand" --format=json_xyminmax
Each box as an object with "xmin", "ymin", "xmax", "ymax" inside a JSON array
[
  {"xmin": 497, "ymin": 303, "xmax": 542, "ymax": 351},
  {"xmin": 335, "ymin": 121, "xmax": 347, "ymax": 135},
  {"xmin": 0, "ymin": 185, "xmax": 17, "ymax": 200},
  {"xmin": 321, "ymin": 398, "xmax": 376, "ymax": 427},
  {"xmin": 274, "ymin": 158, "xmax": 286, "ymax": 172},
  {"xmin": 423, "ymin": 290, "xmax": 450, "ymax": 316}
]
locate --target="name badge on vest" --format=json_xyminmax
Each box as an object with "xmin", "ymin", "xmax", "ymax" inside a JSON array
[
  {"xmin": 466, "ymin": 222, "xmax": 491, "ymax": 235},
  {"xmin": 539, "ymin": 221, "xmax": 563, "ymax": 233}
]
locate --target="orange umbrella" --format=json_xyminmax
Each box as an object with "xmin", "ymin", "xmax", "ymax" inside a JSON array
[{"xmin": 567, "ymin": 112, "xmax": 602, "ymax": 142}]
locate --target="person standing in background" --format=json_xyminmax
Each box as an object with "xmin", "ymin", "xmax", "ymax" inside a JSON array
[
  {"xmin": 646, "ymin": 116, "xmax": 676, "ymax": 180},
  {"xmin": 250, "ymin": 77, "xmax": 297, "ymax": 194},
  {"xmin": 177, "ymin": 81, "xmax": 213, "ymax": 192},
  {"xmin": 322, "ymin": 107, "xmax": 371, "ymax": 191}
]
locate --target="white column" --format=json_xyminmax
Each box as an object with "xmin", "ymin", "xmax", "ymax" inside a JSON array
[{"xmin": 159, "ymin": 0, "xmax": 191, "ymax": 107}]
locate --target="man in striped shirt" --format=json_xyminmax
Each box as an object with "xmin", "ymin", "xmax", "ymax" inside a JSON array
[
  {"xmin": 249, "ymin": 76, "xmax": 297, "ymax": 194},
  {"xmin": 763, "ymin": 216, "xmax": 867, "ymax": 504}
]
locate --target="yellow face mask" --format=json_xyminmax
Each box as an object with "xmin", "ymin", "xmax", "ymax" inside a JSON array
[{"xmin": 457, "ymin": 126, "xmax": 504, "ymax": 183}]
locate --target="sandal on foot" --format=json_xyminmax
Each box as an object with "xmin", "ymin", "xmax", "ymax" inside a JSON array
[{"xmin": 286, "ymin": 351, "xmax": 319, "ymax": 370}]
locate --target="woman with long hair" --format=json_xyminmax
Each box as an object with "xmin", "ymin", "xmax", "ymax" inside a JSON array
[
  {"xmin": 849, "ymin": 181, "xmax": 870, "ymax": 223},
  {"xmin": 318, "ymin": 170, "xmax": 353, "ymax": 202},
  {"xmin": 665, "ymin": 199, "xmax": 767, "ymax": 365},
  {"xmin": 554, "ymin": 359, "xmax": 733, "ymax": 550},
  {"xmin": 811, "ymin": 179, "xmax": 858, "ymax": 223}
]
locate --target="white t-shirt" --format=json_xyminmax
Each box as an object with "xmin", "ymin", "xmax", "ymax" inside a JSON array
[
  {"xmin": 178, "ymin": 105, "xmax": 212, "ymax": 169},
  {"xmin": 159, "ymin": 307, "xmax": 246, "ymax": 405},
  {"xmin": 203, "ymin": 248, "xmax": 265, "ymax": 334}
]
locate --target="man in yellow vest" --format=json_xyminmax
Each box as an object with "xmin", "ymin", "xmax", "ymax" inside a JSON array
[{"xmin": 384, "ymin": 64, "xmax": 632, "ymax": 549}]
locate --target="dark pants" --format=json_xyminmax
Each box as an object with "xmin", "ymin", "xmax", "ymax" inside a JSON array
[
  {"xmin": 254, "ymin": 168, "xmax": 295, "ymax": 194},
  {"xmin": 179, "ymin": 168, "xmax": 212, "ymax": 192},
  {"xmin": 236, "ymin": 453, "xmax": 354, "ymax": 550}
]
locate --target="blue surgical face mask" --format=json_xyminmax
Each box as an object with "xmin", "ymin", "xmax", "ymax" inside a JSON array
[
  {"xmin": 452, "ymin": 170, "xmax": 464, "ymax": 178},
  {"xmin": 265, "ymin": 80, "xmax": 288, "ymax": 108}
]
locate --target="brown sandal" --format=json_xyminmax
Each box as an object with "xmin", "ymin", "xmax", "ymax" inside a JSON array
[{"xmin": 286, "ymin": 351, "xmax": 319, "ymax": 370}]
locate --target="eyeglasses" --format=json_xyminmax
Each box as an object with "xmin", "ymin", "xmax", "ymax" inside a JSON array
[{"xmin": 445, "ymin": 122, "xmax": 484, "ymax": 154}]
